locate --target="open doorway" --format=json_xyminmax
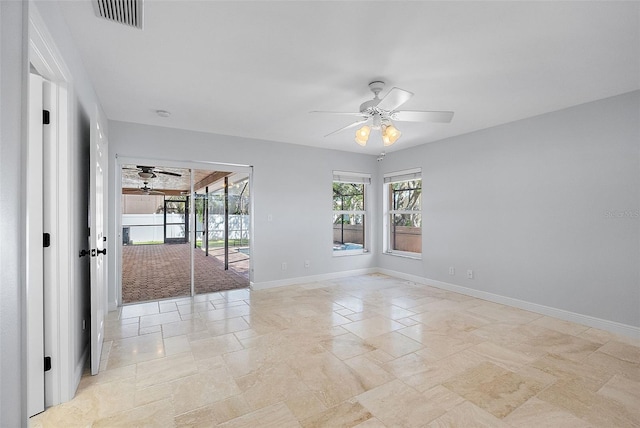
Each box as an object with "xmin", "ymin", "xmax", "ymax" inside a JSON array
[{"xmin": 120, "ymin": 164, "xmax": 250, "ymax": 304}]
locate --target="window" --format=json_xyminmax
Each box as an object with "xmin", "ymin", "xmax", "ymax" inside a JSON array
[
  {"xmin": 384, "ymin": 168, "xmax": 422, "ymax": 257},
  {"xmin": 333, "ymin": 171, "xmax": 370, "ymax": 255}
]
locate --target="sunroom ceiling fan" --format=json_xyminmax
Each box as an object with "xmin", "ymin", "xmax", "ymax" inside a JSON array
[
  {"xmin": 123, "ymin": 165, "xmax": 182, "ymax": 179},
  {"xmin": 122, "ymin": 181, "xmax": 165, "ymax": 195},
  {"xmin": 312, "ymin": 81, "xmax": 454, "ymax": 147}
]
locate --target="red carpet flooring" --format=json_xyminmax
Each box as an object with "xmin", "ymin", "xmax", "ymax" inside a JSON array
[{"xmin": 122, "ymin": 243, "xmax": 249, "ymax": 303}]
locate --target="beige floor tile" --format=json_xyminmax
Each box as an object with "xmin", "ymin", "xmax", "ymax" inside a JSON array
[
  {"xmin": 321, "ymin": 332, "xmax": 377, "ymax": 360},
  {"xmin": 189, "ymin": 332, "xmax": 243, "ymax": 360},
  {"xmin": 442, "ymin": 361, "xmax": 544, "ymax": 418},
  {"xmin": 210, "ymin": 395, "xmax": 252, "ymax": 424},
  {"xmin": 161, "ymin": 318, "xmax": 208, "ymax": 338},
  {"xmin": 171, "ymin": 366, "xmax": 241, "ymax": 415},
  {"xmin": 107, "ymin": 332, "xmax": 165, "ymax": 368},
  {"xmin": 597, "ymin": 340, "xmax": 640, "ymax": 364},
  {"xmin": 134, "ymin": 381, "xmax": 173, "ymax": 408},
  {"xmin": 200, "ymin": 304, "xmax": 251, "ymax": 321},
  {"xmin": 34, "ymin": 275, "xmax": 638, "ymax": 427},
  {"xmin": 163, "ymin": 334, "xmax": 191, "ymax": 356},
  {"xmin": 174, "ymin": 404, "xmax": 217, "ymax": 427},
  {"xmin": 290, "ymin": 351, "xmax": 367, "ymax": 408},
  {"xmin": 139, "ymin": 311, "xmax": 182, "ymax": 328},
  {"xmin": 427, "ymin": 401, "xmax": 511, "ymax": 428},
  {"xmin": 584, "ymin": 350, "xmax": 640, "ymax": 382},
  {"xmin": 341, "ymin": 316, "xmax": 404, "ymax": 340},
  {"xmin": 104, "ymin": 322, "xmax": 140, "ymax": 341},
  {"xmin": 503, "ymin": 397, "xmax": 593, "ymax": 427},
  {"xmin": 284, "ymin": 389, "xmax": 327, "ymax": 422},
  {"xmin": 529, "ymin": 315, "xmax": 590, "ymax": 336},
  {"xmin": 597, "ymin": 374, "xmax": 640, "ymax": 414},
  {"xmin": 400, "ymin": 326, "xmax": 477, "ymax": 361},
  {"xmin": 121, "ymin": 302, "xmax": 160, "ymax": 318},
  {"xmin": 93, "ymin": 398, "xmax": 175, "ymax": 428},
  {"xmin": 136, "ymin": 352, "xmax": 197, "ymax": 388},
  {"xmin": 352, "ymin": 417, "xmax": 387, "ymax": 427},
  {"xmin": 301, "ymin": 399, "xmax": 373, "ymax": 428},
  {"xmin": 344, "ymin": 354, "xmax": 395, "ymax": 391},
  {"xmin": 467, "ymin": 341, "xmax": 536, "ymax": 371},
  {"xmin": 217, "ymin": 402, "xmax": 301, "ymax": 428},
  {"xmin": 365, "ymin": 331, "xmax": 423, "ymax": 358},
  {"xmin": 207, "ymin": 316, "xmax": 250, "ymax": 336},
  {"xmin": 531, "ymin": 353, "xmax": 612, "ymax": 391},
  {"xmin": 357, "ymin": 379, "xmax": 447, "ymax": 427},
  {"xmin": 538, "ymin": 377, "xmax": 640, "ymax": 427},
  {"xmin": 236, "ymin": 362, "xmax": 309, "ymax": 411}
]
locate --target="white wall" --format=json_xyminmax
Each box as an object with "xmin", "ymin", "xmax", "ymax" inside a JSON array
[
  {"xmin": 0, "ymin": 2, "xmax": 28, "ymax": 425},
  {"xmin": 108, "ymin": 121, "xmax": 379, "ymax": 302},
  {"xmin": 377, "ymin": 91, "xmax": 640, "ymax": 330}
]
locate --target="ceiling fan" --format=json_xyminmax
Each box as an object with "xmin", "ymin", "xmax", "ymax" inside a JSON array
[
  {"xmin": 312, "ymin": 81, "xmax": 454, "ymax": 147},
  {"xmin": 123, "ymin": 165, "xmax": 182, "ymax": 179},
  {"xmin": 122, "ymin": 181, "xmax": 165, "ymax": 195}
]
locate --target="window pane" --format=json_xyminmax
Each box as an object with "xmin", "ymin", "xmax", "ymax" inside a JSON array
[
  {"xmin": 333, "ymin": 214, "xmax": 364, "ymax": 251},
  {"xmin": 391, "ymin": 180, "xmax": 421, "ymax": 211},
  {"xmin": 389, "ymin": 213, "xmax": 421, "ymax": 253},
  {"xmin": 333, "ymin": 183, "xmax": 364, "ymax": 211}
]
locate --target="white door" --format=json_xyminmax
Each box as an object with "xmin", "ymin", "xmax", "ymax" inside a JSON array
[
  {"xmin": 89, "ymin": 109, "xmax": 108, "ymax": 375},
  {"xmin": 27, "ymin": 73, "xmax": 45, "ymax": 416}
]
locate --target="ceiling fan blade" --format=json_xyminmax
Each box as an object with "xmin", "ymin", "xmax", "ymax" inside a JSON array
[
  {"xmin": 156, "ymin": 170, "xmax": 182, "ymax": 177},
  {"xmin": 310, "ymin": 111, "xmax": 368, "ymax": 117},
  {"xmin": 324, "ymin": 119, "xmax": 369, "ymax": 137},
  {"xmin": 391, "ymin": 110, "xmax": 454, "ymax": 123},
  {"xmin": 377, "ymin": 87, "xmax": 413, "ymax": 111}
]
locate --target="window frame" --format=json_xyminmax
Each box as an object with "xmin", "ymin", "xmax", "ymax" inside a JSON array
[
  {"xmin": 332, "ymin": 171, "xmax": 371, "ymax": 257},
  {"xmin": 383, "ymin": 168, "xmax": 422, "ymax": 259}
]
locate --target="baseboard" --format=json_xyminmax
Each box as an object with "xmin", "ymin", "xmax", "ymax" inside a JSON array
[
  {"xmin": 250, "ymin": 268, "xmax": 378, "ymax": 290},
  {"xmin": 74, "ymin": 344, "xmax": 89, "ymax": 393},
  {"xmin": 377, "ymin": 268, "xmax": 640, "ymax": 340}
]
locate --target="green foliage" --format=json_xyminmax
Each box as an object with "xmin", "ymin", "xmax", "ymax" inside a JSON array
[{"xmin": 333, "ymin": 182, "xmax": 364, "ymax": 211}]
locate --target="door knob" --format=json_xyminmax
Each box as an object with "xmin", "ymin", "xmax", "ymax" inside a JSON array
[
  {"xmin": 79, "ymin": 249, "xmax": 90, "ymax": 258},
  {"xmin": 97, "ymin": 248, "xmax": 107, "ymax": 256}
]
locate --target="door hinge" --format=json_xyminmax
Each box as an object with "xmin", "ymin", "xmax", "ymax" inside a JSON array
[
  {"xmin": 43, "ymin": 110, "xmax": 50, "ymax": 125},
  {"xmin": 44, "ymin": 356, "xmax": 52, "ymax": 372},
  {"xmin": 43, "ymin": 233, "xmax": 51, "ymax": 248}
]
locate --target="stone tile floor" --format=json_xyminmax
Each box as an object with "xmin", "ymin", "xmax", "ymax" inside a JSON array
[{"xmin": 30, "ymin": 274, "xmax": 640, "ymax": 427}]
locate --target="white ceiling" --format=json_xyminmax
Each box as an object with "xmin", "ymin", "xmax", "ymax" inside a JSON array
[{"xmin": 57, "ymin": 1, "xmax": 639, "ymax": 154}]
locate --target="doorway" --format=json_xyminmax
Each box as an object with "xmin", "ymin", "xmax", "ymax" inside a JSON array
[{"xmin": 119, "ymin": 162, "xmax": 251, "ymax": 304}]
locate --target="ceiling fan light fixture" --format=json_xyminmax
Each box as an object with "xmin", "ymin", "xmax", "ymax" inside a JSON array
[
  {"xmin": 138, "ymin": 171, "xmax": 155, "ymax": 179},
  {"xmin": 355, "ymin": 125, "xmax": 370, "ymax": 146},
  {"xmin": 382, "ymin": 124, "xmax": 401, "ymax": 146}
]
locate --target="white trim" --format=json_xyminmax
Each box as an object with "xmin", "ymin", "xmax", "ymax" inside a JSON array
[
  {"xmin": 377, "ymin": 268, "xmax": 640, "ymax": 339},
  {"xmin": 250, "ymin": 268, "xmax": 378, "ymax": 291},
  {"xmin": 28, "ymin": 4, "xmax": 75, "ymax": 407},
  {"xmin": 383, "ymin": 167, "xmax": 421, "ymax": 183},
  {"xmin": 74, "ymin": 344, "xmax": 90, "ymax": 390},
  {"xmin": 333, "ymin": 170, "xmax": 372, "ymax": 184}
]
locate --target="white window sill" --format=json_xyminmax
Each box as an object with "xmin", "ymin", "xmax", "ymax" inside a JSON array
[
  {"xmin": 333, "ymin": 250, "xmax": 369, "ymax": 257},
  {"xmin": 383, "ymin": 251, "xmax": 422, "ymax": 260}
]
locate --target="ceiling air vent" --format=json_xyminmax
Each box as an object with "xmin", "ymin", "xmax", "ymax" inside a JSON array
[{"xmin": 93, "ymin": 0, "xmax": 144, "ymax": 29}]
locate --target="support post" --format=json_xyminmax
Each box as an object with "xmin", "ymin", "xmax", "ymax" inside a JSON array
[{"xmin": 224, "ymin": 177, "xmax": 229, "ymax": 270}]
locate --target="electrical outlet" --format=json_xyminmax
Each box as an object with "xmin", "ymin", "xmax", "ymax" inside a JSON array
[
  {"xmin": 281, "ymin": 262, "xmax": 287, "ymax": 271},
  {"xmin": 304, "ymin": 260, "xmax": 310, "ymax": 268},
  {"xmin": 449, "ymin": 267, "xmax": 455, "ymax": 275},
  {"xmin": 467, "ymin": 269, "xmax": 473, "ymax": 279}
]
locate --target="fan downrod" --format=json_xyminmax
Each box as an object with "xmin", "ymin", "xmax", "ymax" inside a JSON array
[{"xmin": 368, "ymin": 81, "xmax": 385, "ymax": 97}]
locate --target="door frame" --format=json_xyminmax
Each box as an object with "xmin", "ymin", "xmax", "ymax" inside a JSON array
[
  {"xmin": 114, "ymin": 156, "xmax": 254, "ymax": 307},
  {"xmin": 28, "ymin": 6, "xmax": 75, "ymax": 406}
]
